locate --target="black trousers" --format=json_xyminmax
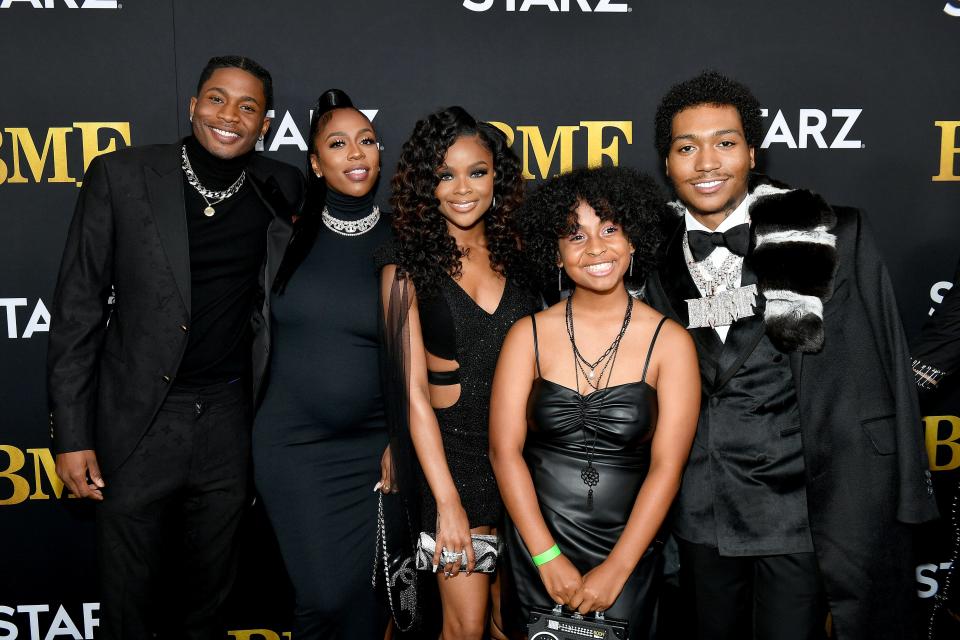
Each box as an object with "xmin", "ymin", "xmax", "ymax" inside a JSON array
[
  {"xmin": 96, "ymin": 381, "xmax": 250, "ymax": 640},
  {"xmin": 677, "ymin": 539, "xmax": 828, "ymax": 640}
]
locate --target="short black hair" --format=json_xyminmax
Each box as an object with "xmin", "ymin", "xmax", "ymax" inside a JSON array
[
  {"xmin": 654, "ymin": 71, "xmax": 762, "ymax": 161},
  {"xmin": 196, "ymin": 55, "xmax": 273, "ymax": 111},
  {"xmin": 516, "ymin": 166, "xmax": 666, "ymax": 291}
]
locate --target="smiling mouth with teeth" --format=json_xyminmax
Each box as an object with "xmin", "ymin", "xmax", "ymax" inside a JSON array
[
  {"xmin": 583, "ymin": 261, "xmax": 615, "ymax": 274},
  {"xmin": 209, "ymin": 126, "xmax": 240, "ymax": 138}
]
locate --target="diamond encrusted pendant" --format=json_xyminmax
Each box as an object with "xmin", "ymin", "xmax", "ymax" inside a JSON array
[
  {"xmin": 686, "ymin": 284, "xmax": 758, "ymax": 329},
  {"xmin": 203, "ymin": 206, "xmax": 215, "ymax": 217}
]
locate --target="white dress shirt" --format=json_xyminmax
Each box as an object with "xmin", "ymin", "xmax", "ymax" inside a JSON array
[{"xmin": 683, "ymin": 196, "xmax": 752, "ymax": 342}]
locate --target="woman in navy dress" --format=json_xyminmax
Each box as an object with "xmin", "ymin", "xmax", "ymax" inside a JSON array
[
  {"xmin": 490, "ymin": 167, "xmax": 700, "ymax": 639},
  {"xmin": 253, "ymin": 89, "xmax": 393, "ymax": 639}
]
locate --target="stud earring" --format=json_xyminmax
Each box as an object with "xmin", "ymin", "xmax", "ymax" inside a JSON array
[
  {"xmin": 315, "ymin": 172, "xmax": 322, "ymax": 178},
  {"xmin": 258, "ymin": 135, "xmax": 264, "ymax": 142}
]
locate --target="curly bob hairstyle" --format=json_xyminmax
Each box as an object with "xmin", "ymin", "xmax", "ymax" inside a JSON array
[
  {"xmin": 654, "ymin": 71, "xmax": 762, "ymax": 161},
  {"xmin": 517, "ymin": 166, "xmax": 666, "ymax": 291},
  {"xmin": 390, "ymin": 106, "xmax": 525, "ymax": 301}
]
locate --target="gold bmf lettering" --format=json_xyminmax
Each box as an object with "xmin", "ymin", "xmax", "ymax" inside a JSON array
[
  {"xmin": 932, "ymin": 121, "xmax": 960, "ymax": 182},
  {"xmin": 0, "ymin": 445, "xmax": 73, "ymax": 504},
  {"xmin": 0, "ymin": 122, "xmax": 131, "ymax": 186},
  {"xmin": 487, "ymin": 120, "xmax": 632, "ymax": 180},
  {"xmin": 924, "ymin": 415, "xmax": 960, "ymax": 471}
]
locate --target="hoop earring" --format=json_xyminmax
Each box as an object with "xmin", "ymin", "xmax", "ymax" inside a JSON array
[{"xmin": 629, "ymin": 252, "xmax": 634, "ymax": 277}]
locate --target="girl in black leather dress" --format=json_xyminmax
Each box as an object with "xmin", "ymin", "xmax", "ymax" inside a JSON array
[
  {"xmin": 490, "ymin": 167, "xmax": 700, "ymax": 639},
  {"xmin": 382, "ymin": 107, "xmax": 538, "ymax": 639},
  {"xmin": 253, "ymin": 90, "xmax": 394, "ymax": 639}
]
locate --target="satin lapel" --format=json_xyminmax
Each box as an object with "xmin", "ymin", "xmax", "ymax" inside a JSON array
[
  {"xmin": 659, "ymin": 226, "xmax": 723, "ymax": 363},
  {"xmin": 249, "ymin": 176, "xmax": 294, "ymax": 290},
  {"xmin": 713, "ymin": 260, "xmax": 766, "ymax": 390},
  {"xmin": 145, "ymin": 148, "xmax": 190, "ymax": 314}
]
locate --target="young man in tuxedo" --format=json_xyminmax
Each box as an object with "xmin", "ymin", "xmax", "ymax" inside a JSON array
[
  {"xmin": 644, "ymin": 71, "xmax": 938, "ymax": 640},
  {"xmin": 47, "ymin": 55, "xmax": 303, "ymax": 639}
]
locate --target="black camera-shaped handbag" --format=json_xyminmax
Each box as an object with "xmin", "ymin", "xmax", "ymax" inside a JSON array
[{"xmin": 527, "ymin": 605, "xmax": 629, "ymax": 640}]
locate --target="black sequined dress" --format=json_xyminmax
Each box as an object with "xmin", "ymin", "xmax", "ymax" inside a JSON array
[{"xmin": 417, "ymin": 276, "xmax": 540, "ymax": 531}]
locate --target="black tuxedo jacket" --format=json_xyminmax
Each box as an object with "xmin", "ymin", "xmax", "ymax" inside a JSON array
[
  {"xmin": 47, "ymin": 142, "xmax": 303, "ymax": 472},
  {"xmin": 646, "ymin": 206, "xmax": 938, "ymax": 639}
]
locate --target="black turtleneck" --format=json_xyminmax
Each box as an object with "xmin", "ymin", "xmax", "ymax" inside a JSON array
[
  {"xmin": 177, "ymin": 136, "xmax": 273, "ymax": 387},
  {"xmin": 255, "ymin": 186, "xmax": 392, "ymax": 438},
  {"xmin": 324, "ymin": 186, "xmax": 375, "ymax": 220}
]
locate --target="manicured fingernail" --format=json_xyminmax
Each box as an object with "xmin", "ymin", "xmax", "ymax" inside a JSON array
[
  {"xmin": 373, "ymin": 481, "xmax": 383, "ymax": 492},
  {"xmin": 432, "ymin": 564, "xmax": 438, "ymax": 573}
]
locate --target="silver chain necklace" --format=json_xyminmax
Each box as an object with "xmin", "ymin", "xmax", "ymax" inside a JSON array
[
  {"xmin": 180, "ymin": 145, "xmax": 246, "ymax": 217},
  {"xmin": 682, "ymin": 232, "xmax": 757, "ymax": 328},
  {"xmin": 322, "ymin": 205, "xmax": 380, "ymax": 236}
]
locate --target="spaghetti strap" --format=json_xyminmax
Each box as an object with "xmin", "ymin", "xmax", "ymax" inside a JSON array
[
  {"xmin": 530, "ymin": 313, "xmax": 542, "ymax": 378},
  {"xmin": 641, "ymin": 316, "xmax": 668, "ymax": 383}
]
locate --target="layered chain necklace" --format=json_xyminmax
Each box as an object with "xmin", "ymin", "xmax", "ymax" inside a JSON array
[
  {"xmin": 565, "ymin": 294, "xmax": 632, "ymax": 510},
  {"xmin": 681, "ymin": 231, "xmax": 757, "ymax": 329},
  {"xmin": 566, "ymin": 293, "xmax": 632, "ymax": 390},
  {"xmin": 180, "ymin": 146, "xmax": 246, "ymax": 217},
  {"xmin": 322, "ymin": 205, "xmax": 380, "ymax": 237}
]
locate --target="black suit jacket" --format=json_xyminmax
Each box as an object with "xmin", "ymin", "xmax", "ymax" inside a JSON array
[
  {"xmin": 47, "ymin": 142, "xmax": 303, "ymax": 472},
  {"xmin": 646, "ymin": 207, "xmax": 938, "ymax": 639}
]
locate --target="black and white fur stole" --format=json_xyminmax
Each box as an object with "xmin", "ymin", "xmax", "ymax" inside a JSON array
[{"xmin": 672, "ymin": 174, "xmax": 839, "ymax": 352}]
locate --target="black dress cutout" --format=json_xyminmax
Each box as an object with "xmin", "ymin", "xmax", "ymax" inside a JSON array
[
  {"xmin": 505, "ymin": 314, "xmax": 667, "ymax": 638},
  {"xmin": 418, "ymin": 276, "xmax": 540, "ymax": 531}
]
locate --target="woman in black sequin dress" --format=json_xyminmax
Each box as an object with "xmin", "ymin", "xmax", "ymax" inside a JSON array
[
  {"xmin": 381, "ymin": 106, "xmax": 538, "ymax": 639},
  {"xmin": 490, "ymin": 167, "xmax": 700, "ymax": 639}
]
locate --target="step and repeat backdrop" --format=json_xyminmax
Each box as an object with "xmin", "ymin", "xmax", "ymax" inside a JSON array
[{"xmin": 1, "ymin": 1, "xmax": 958, "ymax": 638}]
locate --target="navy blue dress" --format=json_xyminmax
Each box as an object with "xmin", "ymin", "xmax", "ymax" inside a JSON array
[{"xmin": 253, "ymin": 191, "xmax": 390, "ymax": 639}]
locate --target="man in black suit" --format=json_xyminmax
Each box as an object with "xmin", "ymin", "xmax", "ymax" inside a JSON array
[
  {"xmin": 47, "ymin": 55, "xmax": 303, "ymax": 639},
  {"xmin": 645, "ymin": 72, "xmax": 938, "ymax": 640}
]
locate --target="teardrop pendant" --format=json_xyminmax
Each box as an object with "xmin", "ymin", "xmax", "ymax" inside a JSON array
[
  {"xmin": 204, "ymin": 206, "xmax": 215, "ymax": 217},
  {"xmin": 588, "ymin": 368, "xmax": 595, "ymax": 380}
]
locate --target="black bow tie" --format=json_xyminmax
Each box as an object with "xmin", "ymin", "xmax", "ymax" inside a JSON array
[{"xmin": 687, "ymin": 223, "xmax": 750, "ymax": 262}]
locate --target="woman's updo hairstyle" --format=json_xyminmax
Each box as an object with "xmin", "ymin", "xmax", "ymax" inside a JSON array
[
  {"xmin": 303, "ymin": 88, "xmax": 362, "ymax": 215},
  {"xmin": 274, "ymin": 89, "xmax": 371, "ymax": 294}
]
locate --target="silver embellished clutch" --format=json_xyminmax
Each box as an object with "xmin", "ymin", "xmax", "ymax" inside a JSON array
[{"xmin": 414, "ymin": 531, "xmax": 501, "ymax": 574}]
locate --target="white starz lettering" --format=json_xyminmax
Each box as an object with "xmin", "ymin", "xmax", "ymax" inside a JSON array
[
  {"xmin": 257, "ymin": 109, "xmax": 380, "ymax": 152},
  {"xmin": 463, "ymin": 0, "xmax": 629, "ymax": 12},
  {"xmin": 0, "ymin": 298, "xmax": 50, "ymax": 339},
  {"xmin": 686, "ymin": 285, "xmax": 758, "ymax": 329},
  {"xmin": 760, "ymin": 108, "xmax": 863, "ymax": 149},
  {"xmin": 0, "ymin": 603, "xmax": 100, "ymax": 640},
  {"xmin": 0, "ymin": 0, "xmax": 117, "ymax": 8}
]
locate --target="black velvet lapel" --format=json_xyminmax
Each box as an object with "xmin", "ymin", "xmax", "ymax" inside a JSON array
[
  {"xmin": 714, "ymin": 260, "xmax": 766, "ymax": 390},
  {"xmin": 658, "ymin": 223, "xmax": 723, "ymax": 372},
  {"xmin": 145, "ymin": 146, "xmax": 190, "ymax": 315},
  {"xmin": 249, "ymin": 175, "xmax": 294, "ymax": 291}
]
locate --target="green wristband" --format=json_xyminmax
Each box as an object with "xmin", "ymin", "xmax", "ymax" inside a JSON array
[{"xmin": 532, "ymin": 544, "xmax": 561, "ymax": 566}]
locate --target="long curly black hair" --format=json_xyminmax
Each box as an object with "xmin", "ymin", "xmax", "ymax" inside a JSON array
[
  {"xmin": 390, "ymin": 106, "xmax": 526, "ymax": 301},
  {"xmin": 517, "ymin": 166, "xmax": 666, "ymax": 291},
  {"xmin": 654, "ymin": 70, "xmax": 762, "ymax": 161}
]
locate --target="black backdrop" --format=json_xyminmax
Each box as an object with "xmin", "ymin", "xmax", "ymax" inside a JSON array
[{"xmin": 1, "ymin": 1, "xmax": 958, "ymax": 638}]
